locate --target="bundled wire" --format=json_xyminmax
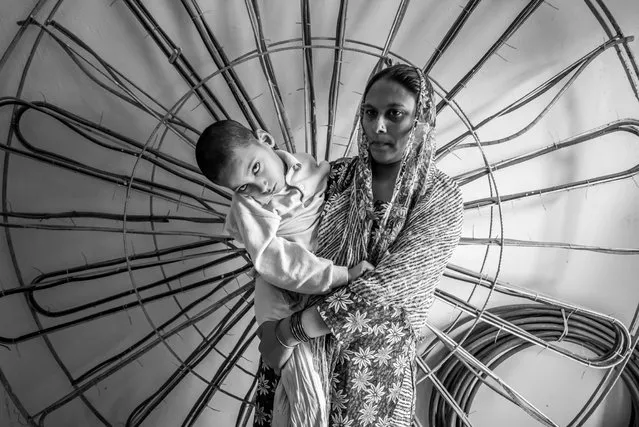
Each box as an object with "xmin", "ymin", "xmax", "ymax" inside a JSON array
[
  {"xmin": 0, "ymin": 1, "xmax": 637, "ymax": 426},
  {"xmin": 429, "ymin": 304, "xmax": 639, "ymax": 427}
]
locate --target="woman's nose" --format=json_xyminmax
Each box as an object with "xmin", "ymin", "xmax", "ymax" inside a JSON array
[{"xmin": 375, "ymin": 117, "xmax": 387, "ymax": 133}]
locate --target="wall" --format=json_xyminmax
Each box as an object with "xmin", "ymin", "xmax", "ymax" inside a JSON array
[{"xmin": 0, "ymin": 0, "xmax": 638, "ymax": 426}]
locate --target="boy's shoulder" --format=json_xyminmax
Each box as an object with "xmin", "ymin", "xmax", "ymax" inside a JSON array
[
  {"xmin": 279, "ymin": 150, "xmax": 328, "ymax": 169},
  {"xmin": 279, "ymin": 151, "xmax": 316, "ymax": 166},
  {"xmin": 290, "ymin": 151, "xmax": 315, "ymax": 164},
  {"xmin": 229, "ymin": 192, "xmax": 279, "ymax": 217}
]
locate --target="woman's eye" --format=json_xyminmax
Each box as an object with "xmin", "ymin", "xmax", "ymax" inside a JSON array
[
  {"xmin": 237, "ymin": 184, "xmax": 247, "ymax": 193},
  {"xmin": 252, "ymin": 162, "xmax": 261, "ymax": 175},
  {"xmin": 363, "ymin": 109, "xmax": 376, "ymax": 119},
  {"xmin": 388, "ymin": 110, "xmax": 404, "ymax": 120}
]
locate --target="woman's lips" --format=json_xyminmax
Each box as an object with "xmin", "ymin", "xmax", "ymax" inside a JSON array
[{"xmin": 371, "ymin": 141, "xmax": 393, "ymax": 149}]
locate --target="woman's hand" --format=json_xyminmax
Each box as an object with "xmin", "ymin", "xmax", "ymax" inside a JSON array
[{"xmin": 257, "ymin": 320, "xmax": 295, "ymax": 375}]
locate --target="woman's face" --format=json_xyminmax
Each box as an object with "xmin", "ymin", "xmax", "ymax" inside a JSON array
[{"xmin": 361, "ymin": 78, "xmax": 417, "ymax": 164}]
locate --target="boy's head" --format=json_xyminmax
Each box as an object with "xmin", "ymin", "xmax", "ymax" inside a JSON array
[{"xmin": 195, "ymin": 120, "xmax": 286, "ymax": 203}]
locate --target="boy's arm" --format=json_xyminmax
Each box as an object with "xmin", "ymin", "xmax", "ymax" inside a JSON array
[{"xmin": 225, "ymin": 195, "xmax": 349, "ymax": 294}]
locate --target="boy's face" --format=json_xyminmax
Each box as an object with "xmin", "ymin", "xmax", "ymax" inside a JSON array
[{"xmin": 217, "ymin": 132, "xmax": 286, "ymax": 204}]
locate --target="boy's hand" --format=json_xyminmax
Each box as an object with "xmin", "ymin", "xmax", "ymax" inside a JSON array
[{"xmin": 348, "ymin": 261, "xmax": 374, "ymax": 282}]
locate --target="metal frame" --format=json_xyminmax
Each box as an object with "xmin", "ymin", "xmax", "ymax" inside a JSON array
[{"xmin": 0, "ymin": 0, "xmax": 637, "ymax": 426}]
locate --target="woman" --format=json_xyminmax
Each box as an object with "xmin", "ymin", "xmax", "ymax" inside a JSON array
[{"xmin": 255, "ymin": 64, "xmax": 463, "ymax": 426}]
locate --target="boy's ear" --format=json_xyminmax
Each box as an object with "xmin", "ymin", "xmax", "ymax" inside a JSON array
[{"xmin": 255, "ymin": 129, "xmax": 275, "ymax": 148}]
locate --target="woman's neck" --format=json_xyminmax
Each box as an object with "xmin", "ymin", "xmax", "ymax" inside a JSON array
[
  {"xmin": 370, "ymin": 159, "xmax": 401, "ymax": 201},
  {"xmin": 371, "ymin": 159, "xmax": 401, "ymax": 181}
]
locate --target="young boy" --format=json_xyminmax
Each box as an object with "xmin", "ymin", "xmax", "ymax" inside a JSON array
[{"xmin": 195, "ymin": 120, "xmax": 372, "ymax": 426}]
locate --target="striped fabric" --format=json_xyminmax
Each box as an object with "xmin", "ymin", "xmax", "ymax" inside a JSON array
[
  {"xmin": 253, "ymin": 161, "xmax": 463, "ymax": 427},
  {"xmin": 313, "ymin": 162, "xmax": 463, "ymax": 426}
]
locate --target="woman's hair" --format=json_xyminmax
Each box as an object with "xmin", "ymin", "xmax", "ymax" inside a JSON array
[
  {"xmin": 195, "ymin": 120, "xmax": 255, "ymax": 184},
  {"xmin": 363, "ymin": 64, "xmax": 421, "ymax": 100}
]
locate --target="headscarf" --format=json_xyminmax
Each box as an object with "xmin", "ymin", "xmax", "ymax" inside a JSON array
[{"xmin": 329, "ymin": 66, "xmax": 437, "ymax": 267}]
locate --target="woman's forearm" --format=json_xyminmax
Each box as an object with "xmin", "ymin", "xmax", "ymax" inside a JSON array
[
  {"xmin": 301, "ymin": 306, "xmax": 330, "ymax": 337},
  {"xmin": 277, "ymin": 306, "xmax": 330, "ymax": 347}
]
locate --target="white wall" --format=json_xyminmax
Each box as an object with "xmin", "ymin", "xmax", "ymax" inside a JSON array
[{"xmin": 1, "ymin": 1, "xmax": 638, "ymax": 426}]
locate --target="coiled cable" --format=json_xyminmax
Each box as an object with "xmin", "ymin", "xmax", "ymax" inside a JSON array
[{"xmin": 429, "ymin": 304, "xmax": 639, "ymax": 426}]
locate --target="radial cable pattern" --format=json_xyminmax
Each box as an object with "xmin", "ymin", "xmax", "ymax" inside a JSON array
[{"xmin": 0, "ymin": 1, "xmax": 638, "ymax": 426}]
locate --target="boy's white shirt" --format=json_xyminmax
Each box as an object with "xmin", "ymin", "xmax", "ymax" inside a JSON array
[
  {"xmin": 226, "ymin": 150, "xmax": 334, "ymax": 427},
  {"xmin": 224, "ymin": 150, "xmax": 349, "ymax": 312}
]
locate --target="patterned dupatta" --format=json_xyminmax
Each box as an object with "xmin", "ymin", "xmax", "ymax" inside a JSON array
[{"xmin": 325, "ymin": 67, "xmax": 437, "ymax": 268}]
